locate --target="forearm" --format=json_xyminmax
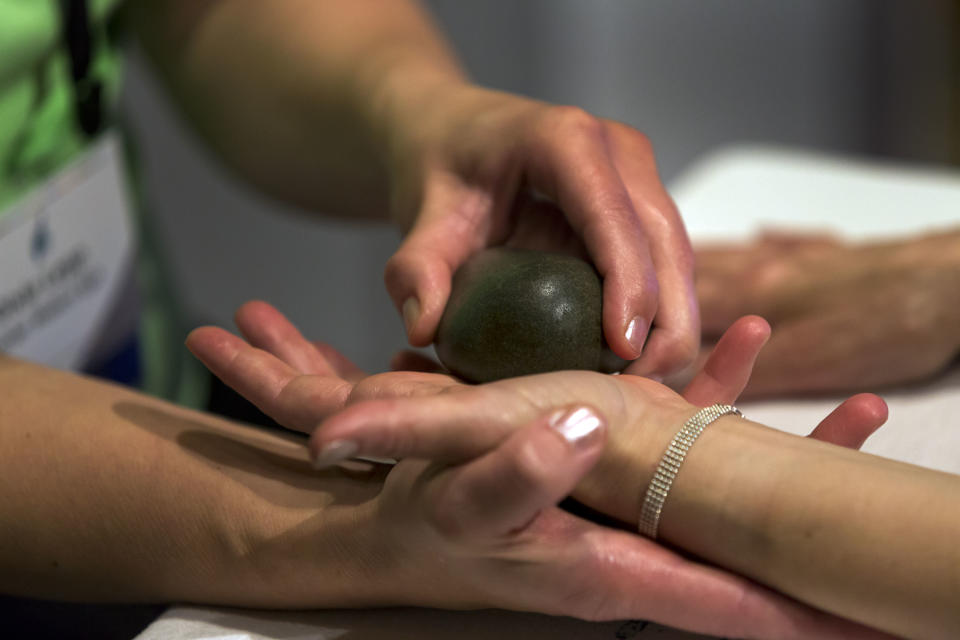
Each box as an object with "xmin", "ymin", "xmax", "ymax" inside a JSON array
[
  {"xmin": 0, "ymin": 355, "xmax": 382, "ymax": 606},
  {"xmin": 599, "ymin": 411, "xmax": 960, "ymax": 638},
  {"xmin": 130, "ymin": 0, "xmax": 466, "ymax": 217}
]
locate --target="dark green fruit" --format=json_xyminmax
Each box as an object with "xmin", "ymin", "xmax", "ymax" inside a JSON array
[{"xmin": 435, "ymin": 248, "xmax": 627, "ymax": 383}]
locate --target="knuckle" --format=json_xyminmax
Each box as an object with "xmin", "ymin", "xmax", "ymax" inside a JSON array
[
  {"xmin": 581, "ymin": 208, "xmax": 645, "ymax": 268},
  {"xmin": 677, "ymin": 243, "xmax": 696, "ymax": 275},
  {"xmin": 506, "ymin": 438, "xmax": 555, "ymax": 494},
  {"xmin": 607, "ymin": 118, "xmax": 654, "ymax": 156},
  {"xmin": 627, "ymin": 127, "xmax": 654, "ymax": 156},
  {"xmin": 661, "ymin": 227, "xmax": 695, "ymax": 268},
  {"xmin": 544, "ymin": 105, "xmax": 604, "ymax": 139},
  {"xmin": 384, "ymin": 419, "xmax": 419, "ymax": 459},
  {"xmin": 383, "ymin": 251, "xmax": 412, "ymax": 291},
  {"xmin": 607, "ymin": 200, "xmax": 644, "ymax": 230},
  {"xmin": 662, "ymin": 331, "xmax": 700, "ymax": 370},
  {"xmin": 637, "ymin": 275, "xmax": 660, "ymax": 309},
  {"xmin": 556, "ymin": 541, "xmax": 620, "ymax": 620},
  {"xmin": 385, "ymin": 243, "xmax": 452, "ymax": 294}
]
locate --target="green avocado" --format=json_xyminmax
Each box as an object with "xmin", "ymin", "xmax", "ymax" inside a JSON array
[{"xmin": 435, "ymin": 248, "xmax": 627, "ymax": 383}]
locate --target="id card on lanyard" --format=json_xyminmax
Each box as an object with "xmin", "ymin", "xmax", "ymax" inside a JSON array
[{"xmin": 0, "ymin": 132, "xmax": 138, "ymax": 372}]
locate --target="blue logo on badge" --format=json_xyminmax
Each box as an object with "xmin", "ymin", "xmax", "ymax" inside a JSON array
[{"xmin": 31, "ymin": 219, "xmax": 51, "ymax": 262}]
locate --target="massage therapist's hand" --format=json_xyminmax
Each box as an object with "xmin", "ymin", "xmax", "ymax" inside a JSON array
[
  {"xmin": 187, "ymin": 301, "xmax": 889, "ymax": 638},
  {"xmin": 375, "ymin": 80, "xmax": 696, "ymax": 378},
  {"xmin": 236, "ymin": 390, "xmax": 886, "ymax": 640},
  {"xmin": 137, "ymin": 1, "xmax": 693, "ymax": 377},
  {"xmin": 345, "ymin": 406, "xmax": 893, "ymax": 640},
  {"xmin": 695, "ymin": 228, "xmax": 960, "ymax": 397}
]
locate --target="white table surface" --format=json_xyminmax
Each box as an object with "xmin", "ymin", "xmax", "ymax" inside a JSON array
[{"xmin": 137, "ymin": 145, "xmax": 960, "ymax": 640}]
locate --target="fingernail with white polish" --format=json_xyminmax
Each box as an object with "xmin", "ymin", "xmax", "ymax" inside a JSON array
[
  {"xmin": 312, "ymin": 440, "xmax": 359, "ymax": 469},
  {"xmin": 626, "ymin": 316, "xmax": 648, "ymax": 356},
  {"xmin": 402, "ymin": 297, "xmax": 420, "ymax": 336},
  {"xmin": 549, "ymin": 406, "xmax": 606, "ymax": 448}
]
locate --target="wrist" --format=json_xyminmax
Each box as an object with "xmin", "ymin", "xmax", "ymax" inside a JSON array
[
  {"xmin": 354, "ymin": 44, "xmax": 468, "ymax": 153},
  {"xmin": 231, "ymin": 498, "xmax": 393, "ymax": 608},
  {"xmin": 573, "ymin": 393, "xmax": 699, "ymax": 526},
  {"xmin": 354, "ymin": 54, "xmax": 469, "ymax": 229},
  {"xmin": 657, "ymin": 417, "xmax": 798, "ymax": 570}
]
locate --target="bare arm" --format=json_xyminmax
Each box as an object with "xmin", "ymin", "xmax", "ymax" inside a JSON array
[
  {"xmin": 660, "ymin": 414, "xmax": 960, "ymax": 639},
  {"xmin": 129, "ymin": 1, "xmax": 700, "ymax": 378},
  {"xmin": 128, "ymin": 0, "xmax": 464, "ymax": 217},
  {"xmin": 0, "ymin": 355, "xmax": 384, "ymax": 606},
  {"xmin": 1, "ymin": 352, "xmax": 888, "ymax": 639}
]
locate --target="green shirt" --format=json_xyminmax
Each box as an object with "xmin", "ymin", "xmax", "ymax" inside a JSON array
[
  {"xmin": 0, "ymin": 0, "xmax": 207, "ymax": 406},
  {"xmin": 0, "ymin": 0, "xmax": 122, "ymax": 208}
]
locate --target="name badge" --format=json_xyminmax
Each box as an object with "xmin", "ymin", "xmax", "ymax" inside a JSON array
[{"xmin": 0, "ymin": 132, "xmax": 137, "ymax": 371}]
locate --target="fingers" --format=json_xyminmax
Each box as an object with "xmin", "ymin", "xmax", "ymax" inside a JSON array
[
  {"xmin": 680, "ymin": 315, "xmax": 771, "ymax": 406},
  {"xmin": 604, "ymin": 121, "xmax": 699, "ymax": 379},
  {"xmin": 757, "ymin": 229, "xmax": 842, "ymax": 250},
  {"xmin": 807, "ymin": 393, "xmax": 888, "ymax": 450},
  {"xmin": 384, "ymin": 174, "xmax": 504, "ymax": 347},
  {"xmin": 626, "ymin": 294, "xmax": 699, "ymax": 381},
  {"xmin": 695, "ymin": 240, "xmax": 796, "ymax": 338},
  {"xmin": 313, "ymin": 342, "xmax": 365, "ymax": 382},
  {"xmin": 675, "ymin": 314, "xmax": 888, "ymax": 448},
  {"xmin": 743, "ymin": 308, "xmax": 954, "ymax": 398},
  {"xmin": 523, "ymin": 108, "xmax": 658, "ymax": 361},
  {"xmin": 694, "ymin": 245, "xmax": 757, "ymax": 337},
  {"xmin": 186, "ymin": 326, "xmax": 352, "ymax": 433},
  {"xmin": 410, "ymin": 416, "xmax": 889, "ymax": 639},
  {"xmin": 502, "ymin": 193, "xmax": 589, "ymax": 257},
  {"xmin": 186, "ymin": 325, "xmax": 297, "ymax": 402},
  {"xmin": 309, "ymin": 391, "xmax": 520, "ymax": 466},
  {"xmin": 574, "ymin": 530, "xmax": 892, "ymax": 639},
  {"xmin": 233, "ymin": 300, "xmax": 340, "ymax": 377},
  {"xmin": 386, "ymin": 107, "xmax": 692, "ymax": 375},
  {"xmin": 426, "ymin": 406, "xmax": 606, "ymax": 539},
  {"xmin": 311, "ymin": 366, "xmax": 630, "ymax": 469}
]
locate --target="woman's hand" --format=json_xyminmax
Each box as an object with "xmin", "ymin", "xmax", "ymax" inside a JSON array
[
  {"xmin": 373, "ymin": 80, "xmax": 697, "ymax": 379},
  {"xmin": 304, "ymin": 322, "xmax": 886, "ymax": 529},
  {"xmin": 347, "ymin": 407, "xmax": 889, "ymax": 640},
  {"xmin": 186, "ymin": 301, "xmax": 890, "ymax": 637},
  {"xmin": 135, "ymin": 1, "xmax": 693, "ymax": 376},
  {"xmin": 186, "ymin": 301, "xmax": 885, "ymax": 523},
  {"xmin": 695, "ymin": 228, "xmax": 960, "ymax": 397}
]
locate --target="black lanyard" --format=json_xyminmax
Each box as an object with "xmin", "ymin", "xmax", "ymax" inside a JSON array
[{"xmin": 59, "ymin": 0, "xmax": 104, "ymax": 138}]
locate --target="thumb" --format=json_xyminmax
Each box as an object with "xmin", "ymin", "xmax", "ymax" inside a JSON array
[
  {"xmin": 384, "ymin": 176, "xmax": 491, "ymax": 346},
  {"xmin": 681, "ymin": 315, "xmax": 771, "ymax": 406},
  {"xmin": 807, "ymin": 393, "xmax": 888, "ymax": 450}
]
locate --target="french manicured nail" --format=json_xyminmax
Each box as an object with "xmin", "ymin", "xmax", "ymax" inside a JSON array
[
  {"xmin": 625, "ymin": 316, "xmax": 648, "ymax": 356},
  {"xmin": 402, "ymin": 297, "xmax": 420, "ymax": 336},
  {"xmin": 312, "ymin": 440, "xmax": 359, "ymax": 469},
  {"xmin": 549, "ymin": 406, "xmax": 606, "ymax": 447}
]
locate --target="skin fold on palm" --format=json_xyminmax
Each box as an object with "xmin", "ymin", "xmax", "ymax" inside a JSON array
[
  {"xmin": 185, "ymin": 301, "xmax": 891, "ymax": 638},
  {"xmin": 695, "ymin": 227, "xmax": 960, "ymax": 397}
]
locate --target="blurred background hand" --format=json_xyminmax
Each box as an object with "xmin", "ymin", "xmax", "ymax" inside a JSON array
[{"xmin": 694, "ymin": 228, "xmax": 960, "ymax": 397}]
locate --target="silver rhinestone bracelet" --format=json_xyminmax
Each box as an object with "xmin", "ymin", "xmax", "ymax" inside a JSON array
[{"xmin": 638, "ymin": 403, "xmax": 743, "ymax": 539}]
